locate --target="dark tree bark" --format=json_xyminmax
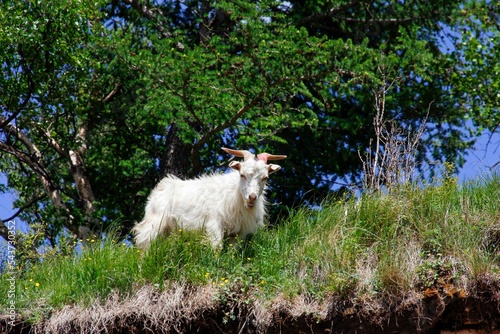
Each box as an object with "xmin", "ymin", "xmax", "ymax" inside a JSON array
[{"xmin": 160, "ymin": 124, "xmax": 194, "ymax": 179}]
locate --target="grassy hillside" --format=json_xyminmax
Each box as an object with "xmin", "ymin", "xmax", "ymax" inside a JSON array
[{"xmin": 1, "ymin": 174, "xmax": 500, "ymax": 332}]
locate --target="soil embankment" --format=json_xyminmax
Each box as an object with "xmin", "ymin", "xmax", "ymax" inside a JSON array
[{"xmin": 2, "ymin": 279, "xmax": 500, "ymax": 334}]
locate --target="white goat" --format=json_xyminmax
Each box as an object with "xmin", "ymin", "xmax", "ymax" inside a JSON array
[{"xmin": 132, "ymin": 147, "xmax": 286, "ymax": 249}]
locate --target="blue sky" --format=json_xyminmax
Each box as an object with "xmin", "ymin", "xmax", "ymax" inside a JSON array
[{"xmin": 460, "ymin": 130, "xmax": 500, "ymax": 180}]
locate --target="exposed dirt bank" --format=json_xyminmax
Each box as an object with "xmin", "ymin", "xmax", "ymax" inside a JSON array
[{"xmin": 2, "ymin": 277, "xmax": 499, "ymax": 334}]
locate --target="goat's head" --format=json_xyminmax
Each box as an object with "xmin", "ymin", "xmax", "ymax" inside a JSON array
[{"xmin": 222, "ymin": 147, "xmax": 287, "ymax": 209}]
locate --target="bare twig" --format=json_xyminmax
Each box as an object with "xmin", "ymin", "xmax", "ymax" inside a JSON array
[{"xmin": 359, "ymin": 71, "xmax": 429, "ymax": 192}]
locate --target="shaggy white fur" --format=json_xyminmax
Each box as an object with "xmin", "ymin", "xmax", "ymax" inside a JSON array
[{"xmin": 132, "ymin": 149, "xmax": 285, "ymax": 249}]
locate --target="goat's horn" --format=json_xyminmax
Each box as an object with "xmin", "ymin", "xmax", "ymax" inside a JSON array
[
  {"xmin": 221, "ymin": 147, "xmax": 255, "ymax": 161},
  {"xmin": 257, "ymin": 152, "xmax": 287, "ymax": 163}
]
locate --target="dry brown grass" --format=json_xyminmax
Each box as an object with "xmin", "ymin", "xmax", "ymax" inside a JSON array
[
  {"xmin": 3, "ymin": 272, "xmax": 498, "ymax": 334},
  {"xmin": 39, "ymin": 284, "xmax": 218, "ymax": 334}
]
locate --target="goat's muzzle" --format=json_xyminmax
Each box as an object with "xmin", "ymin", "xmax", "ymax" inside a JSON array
[{"xmin": 246, "ymin": 194, "xmax": 257, "ymax": 208}]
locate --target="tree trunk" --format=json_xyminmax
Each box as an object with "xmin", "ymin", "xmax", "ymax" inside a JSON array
[
  {"xmin": 159, "ymin": 124, "xmax": 194, "ymax": 179},
  {"xmin": 69, "ymin": 121, "xmax": 98, "ymax": 229},
  {"xmin": 0, "ymin": 115, "xmax": 97, "ymax": 242},
  {"xmin": 199, "ymin": 0, "xmax": 210, "ymax": 45}
]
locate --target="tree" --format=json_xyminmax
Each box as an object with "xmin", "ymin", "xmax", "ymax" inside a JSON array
[
  {"xmin": 0, "ymin": 0, "xmax": 109, "ymax": 242},
  {"xmin": 448, "ymin": 1, "xmax": 500, "ymax": 134},
  {"xmin": 0, "ymin": 0, "xmax": 497, "ymax": 249}
]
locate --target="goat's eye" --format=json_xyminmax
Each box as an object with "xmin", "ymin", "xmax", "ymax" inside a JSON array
[{"xmin": 240, "ymin": 174, "xmax": 246, "ymax": 179}]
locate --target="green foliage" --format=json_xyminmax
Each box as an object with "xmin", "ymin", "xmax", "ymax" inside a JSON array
[
  {"xmin": 448, "ymin": 1, "xmax": 500, "ymax": 132},
  {"xmin": 2, "ymin": 173, "xmax": 500, "ymax": 323}
]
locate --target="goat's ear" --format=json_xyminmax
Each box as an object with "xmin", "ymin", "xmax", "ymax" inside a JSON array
[
  {"xmin": 229, "ymin": 161, "xmax": 242, "ymax": 171},
  {"xmin": 268, "ymin": 164, "xmax": 281, "ymax": 174}
]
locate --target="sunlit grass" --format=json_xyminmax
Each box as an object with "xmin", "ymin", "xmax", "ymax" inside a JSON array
[{"xmin": 1, "ymin": 173, "xmax": 500, "ymax": 323}]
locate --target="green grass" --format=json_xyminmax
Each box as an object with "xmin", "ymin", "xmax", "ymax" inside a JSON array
[{"xmin": 2, "ymin": 174, "xmax": 500, "ymax": 323}]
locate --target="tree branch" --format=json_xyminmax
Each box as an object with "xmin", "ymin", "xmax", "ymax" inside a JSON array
[
  {"xmin": 121, "ymin": 0, "xmax": 171, "ymax": 39},
  {"xmin": 69, "ymin": 120, "xmax": 96, "ymax": 218},
  {"xmin": 193, "ymin": 71, "xmax": 337, "ymax": 152},
  {"xmin": 1, "ymin": 194, "xmax": 45, "ymax": 223},
  {"xmin": 298, "ymin": 1, "xmax": 437, "ymax": 28},
  {"xmin": 0, "ymin": 116, "xmax": 78, "ymax": 231},
  {"xmin": 297, "ymin": 0, "xmax": 363, "ymax": 27},
  {"xmin": 40, "ymin": 126, "xmax": 68, "ymax": 158},
  {"xmin": 102, "ymin": 83, "xmax": 122, "ymax": 103},
  {"xmin": 0, "ymin": 49, "xmax": 35, "ymax": 128}
]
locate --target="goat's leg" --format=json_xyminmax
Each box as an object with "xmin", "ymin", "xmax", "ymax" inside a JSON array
[{"xmin": 204, "ymin": 220, "xmax": 224, "ymax": 248}]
